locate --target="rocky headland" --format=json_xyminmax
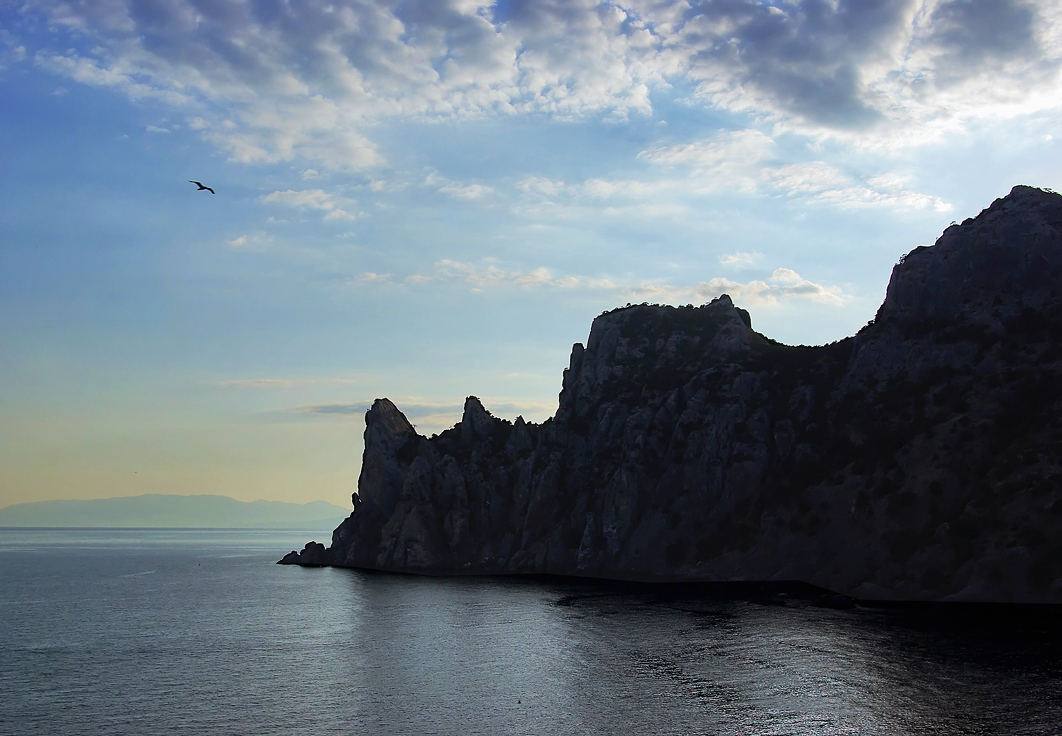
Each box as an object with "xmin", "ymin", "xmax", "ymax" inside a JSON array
[{"xmin": 282, "ymin": 186, "xmax": 1062, "ymax": 603}]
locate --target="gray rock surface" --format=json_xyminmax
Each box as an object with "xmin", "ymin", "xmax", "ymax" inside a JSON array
[{"xmin": 281, "ymin": 186, "xmax": 1062, "ymax": 603}]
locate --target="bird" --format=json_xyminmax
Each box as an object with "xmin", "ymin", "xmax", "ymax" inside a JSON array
[{"xmin": 189, "ymin": 180, "xmax": 215, "ymax": 194}]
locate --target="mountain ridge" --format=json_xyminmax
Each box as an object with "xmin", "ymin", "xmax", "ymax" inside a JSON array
[{"xmin": 282, "ymin": 185, "xmax": 1062, "ymax": 603}]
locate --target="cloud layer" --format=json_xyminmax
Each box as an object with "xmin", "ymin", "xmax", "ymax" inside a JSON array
[
  {"xmin": 17, "ymin": 0, "xmax": 1062, "ymax": 168},
  {"xmin": 359, "ymin": 258, "xmax": 848, "ymax": 306},
  {"xmin": 519, "ymin": 129, "xmax": 953, "ymax": 212}
]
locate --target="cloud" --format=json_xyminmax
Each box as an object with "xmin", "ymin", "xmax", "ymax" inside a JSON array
[
  {"xmin": 0, "ymin": 30, "xmax": 27, "ymax": 69},
  {"xmin": 384, "ymin": 259, "xmax": 616, "ymax": 292},
  {"xmin": 624, "ymin": 269, "xmax": 849, "ymax": 307},
  {"xmin": 769, "ymin": 268, "xmax": 802, "ymax": 284},
  {"xmin": 640, "ymin": 132, "xmax": 952, "ymax": 211},
  {"xmin": 425, "ymin": 170, "xmax": 495, "ymax": 200},
  {"xmin": 719, "ymin": 251, "xmax": 762, "ymax": 267},
  {"xmin": 18, "ymin": 0, "xmax": 1061, "ymax": 166},
  {"xmin": 638, "ymin": 130, "xmax": 774, "ymax": 170},
  {"xmin": 513, "ymin": 174, "xmax": 678, "ymax": 215},
  {"xmin": 145, "ymin": 124, "xmax": 170, "ymax": 134},
  {"xmin": 917, "ymin": 0, "xmax": 1046, "ymax": 87},
  {"xmin": 260, "ymin": 189, "xmax": 357, "ymax": 221},
  {"xmin": 366, "ymin": 258, "xmax": 847, "ymax": 306},
  {"xmin": 413, "ymin": 260, "xmax": 591, "ymax": 290},
  {"xmin": 511, "ymin": 130, "xmax": 950, "ymax": 213},
  {"xmin": 224, "ymin": 232, "xmax": 272, "ymax": 249},
  {"xmin": 34, "ymin": 50, "xmax": 190, "ymax": 106},
  {"xmin": 438, "ymin": 182, "xmax": 494, "ymax": 200},
  {"xmin": 517, "ymin": 176, "xmax": 567, "ymax": 198},
  {"xmin": 673, "ymin": 0, "xmax": 1062, "ymax": 140}
]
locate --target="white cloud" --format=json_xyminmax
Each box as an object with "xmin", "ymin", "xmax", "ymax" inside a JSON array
[
  {"xmin": 514, "ymin": 174, "xmax": 676, "ymax": 213},
  {"xmin": 638, "ymin": 130, "xmax": 774, "ymax": 170},
  {"xmin": 580, "ymin": 177, "xmax": 660, "ymax": 200},
  {"xmin": 424, "ymin": 170, "xmax": 494, "ymax": 200},
  {"xmin": 398, "ymin": 259, "xmax": 610, "ymax": 291},
  {"xmin": 224, "ymin": 232, "xmax": 272, "ymax": 249},
  {"xmin": 765, "ymin": 162, "xmax": 851, "ymax": 194},
  {"xmin": 509, "ymin": 130, "xmax": 951, "ymax": 214},
  {"xmin": 358, "ymin": 272, "xmax": 392, "ymax": 283},
  {"xmin": 640, "ymin": 132, "xmax": 952, "ymax": 211},
  {"xmin": 34, "ymin": 50, "xmax": 190, "ymax": 106},
  {"xmin": 438, "ymin": 182, "xmax": 494, "ymax": 200},
  {"xmin": 517, "ymin": 176, "xmax": 566, "ymax": 198},
  {"xmin": 809, "ymin": 185, "xmax": 953, "ymax": 212},
  {"xmin": 625, "ymin": 269, "xmax": 849, "ymax": 307},
  {"xmin": 366, "ymin": 258, "xmax": 847, "ymax": 306},
  {"xmin": 769, "ymin": 268, "xmax": 802, "ymax": 284},
  {"xmin": 145, "ymin": 124, "xmax": 170, "ymax": 134},
  {"xmin": 719, "ymin": 251, "xmax": 761, "ymax": 267},
  {"xmin": 260, "ymin": 189, "xmax": 357, "ymax": 221}
]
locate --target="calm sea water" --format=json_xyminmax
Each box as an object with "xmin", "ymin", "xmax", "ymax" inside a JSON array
[{"xmin": 1, "ymin": 528, "xmax": 1060, "ymax": 736}]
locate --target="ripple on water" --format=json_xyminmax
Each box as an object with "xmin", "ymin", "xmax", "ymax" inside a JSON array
[{"xmin": 1, "ymin": 530, "xmax": 1060, "ymax": 736}]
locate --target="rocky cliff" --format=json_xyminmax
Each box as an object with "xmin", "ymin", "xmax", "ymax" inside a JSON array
[{"xmin": 282, "ymin": 185, "xmax": 1062, "ymax": 603}]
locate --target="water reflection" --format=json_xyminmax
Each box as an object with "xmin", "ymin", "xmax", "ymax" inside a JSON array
[
  {"xmin": 540, "ymin": 584, "xmax": 1061, "ymax": 735},
  {"xmin": 2, "ymin": 530, "xmax": 1059, "ymax": 736},
  {"xmin": 334, "ymin": 573, "xmax": 1062, "ymax": 735},
  {"xmin": 340, "ymin": 573, "xmax": 578, "ymax": 734}
]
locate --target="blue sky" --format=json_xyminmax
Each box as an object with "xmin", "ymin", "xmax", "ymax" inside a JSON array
[{"xmin": 2, "ymin": 0, "xmax": 1061, "ymax": 508}]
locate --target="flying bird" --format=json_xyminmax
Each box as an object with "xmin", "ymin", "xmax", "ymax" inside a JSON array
[{"xmin": 189, "ymin": 180, "xmax": 215, "ymax": 194}]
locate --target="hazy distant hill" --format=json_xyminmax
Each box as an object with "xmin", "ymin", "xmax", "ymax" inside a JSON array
[{"xmin": 0, "ymin": 494, "xmax": 350, "ymax": 529}]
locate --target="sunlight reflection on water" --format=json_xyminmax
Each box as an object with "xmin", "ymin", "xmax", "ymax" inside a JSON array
[{"xmin": 1, "ymin": 528, "xmax": 1059, "ymax": 735}]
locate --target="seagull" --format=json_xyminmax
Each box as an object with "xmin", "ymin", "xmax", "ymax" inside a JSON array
[{"xmin": 189, "ymin": 180, "xmax": 215, "ymax": 194}]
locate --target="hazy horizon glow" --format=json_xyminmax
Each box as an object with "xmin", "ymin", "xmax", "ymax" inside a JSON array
[{"xmin": 2, "ymin": 0, "xmax": 1061, "ymax": 508}]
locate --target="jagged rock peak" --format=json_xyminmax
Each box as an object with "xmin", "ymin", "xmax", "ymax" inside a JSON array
[
  {"xmin": 557, "ymin": 292, "xmax": 762, "ymax": 419},
  {"xmin": 583, "ymin": 293, "xmax": 757, "ymax": 363},
  {"xmin": 366, "ymin": 398, "xmax": 417, "ymax": 437},
  {"xmin": 461, "ymin": 395, "xmax": 504, "ymax": 444},
  {"xmin": 877, "ymin": 185, "xmax": 1062, "ymax": 327}
]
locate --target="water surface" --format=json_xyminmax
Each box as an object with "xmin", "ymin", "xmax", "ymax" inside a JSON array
[{"xmin": 1, "ymin": 528, "xmax": 1059, "ymax": 735}]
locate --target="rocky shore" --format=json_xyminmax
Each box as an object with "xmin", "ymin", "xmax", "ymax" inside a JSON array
[{"xmin": 282, "ymin": 186, "xmax": 1062, "ymax": 603}]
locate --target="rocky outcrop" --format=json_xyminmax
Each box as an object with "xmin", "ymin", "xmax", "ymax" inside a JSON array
[{"xmin": 281, "ymin": 186, "xmax": 1062, "ymax": 603}]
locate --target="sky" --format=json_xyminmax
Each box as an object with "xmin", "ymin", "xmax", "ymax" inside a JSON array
[{"xmin": 2, "ymin": 0, "xmax": 1061, "ymax": 510}]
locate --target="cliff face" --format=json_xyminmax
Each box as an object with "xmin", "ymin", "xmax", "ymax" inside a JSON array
[{"xmin": 282, "ymin": 186, "xmax": 1062, "ymax": 603}]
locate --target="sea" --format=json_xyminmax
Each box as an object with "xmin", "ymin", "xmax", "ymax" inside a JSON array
[{"xmin": 1, "ymin": 528, "xmax": 1060, "ymax": 736}]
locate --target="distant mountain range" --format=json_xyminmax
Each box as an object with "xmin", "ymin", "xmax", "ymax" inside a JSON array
[{"xmin": 0, "ymin": 494, "xmax": 350, "ymax": 529}]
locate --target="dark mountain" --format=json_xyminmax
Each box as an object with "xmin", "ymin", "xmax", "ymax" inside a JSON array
[
  {"xmin": 0, "ymin": 494, "xmax": 348, "ymax": 529},
  {"xmin": 282, "ymin": 185, "xmax": 1062, "ymax": 603}
]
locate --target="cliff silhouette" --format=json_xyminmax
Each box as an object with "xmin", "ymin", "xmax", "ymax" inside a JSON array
[{"xmin": 282, "ymin": 185, "xmax": 1062, "ymax": 603}]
